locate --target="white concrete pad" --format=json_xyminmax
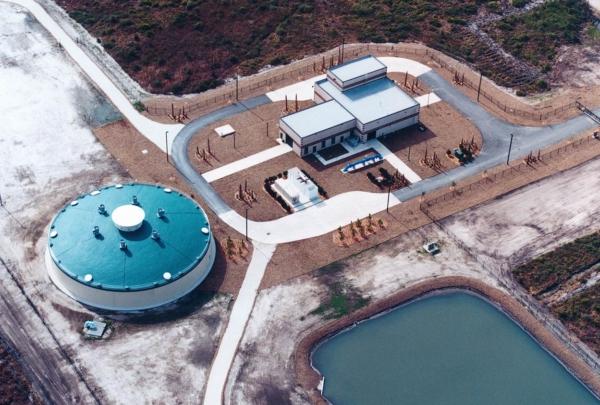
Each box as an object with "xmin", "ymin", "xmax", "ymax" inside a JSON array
[
  {"xmin": 202, "ymin": 143, "xmax": 292, "ymax": 183},
  {"xmin": 415, "ymin": 92, "xmax": 442, "ymax": 107},
  {"xmin": 378, "ymin": 56, "xmax": 432, "ymax": 77},
  {"xmin": 265, "ymin": 74, "xmax": 325, "ymax": 102}
]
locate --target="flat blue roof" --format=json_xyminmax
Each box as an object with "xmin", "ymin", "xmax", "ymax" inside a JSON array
[
  {"xmin": 317, "ymin": 77, "xmax": 419, "ymax": 125},
  {"xmin": 48, "ymin": 184, "xmax": 212, "ymax": 292},
  {"xmin": 281, "ymin": 100, "xmax": 355, "ymax": 138},
  {"xmin": 328, "ymin": 55, "xmax": 386, "ymax": 83}
]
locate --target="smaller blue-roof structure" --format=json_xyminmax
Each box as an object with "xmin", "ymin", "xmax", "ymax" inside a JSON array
[{"xmin": 280, "ymin": 100, "xmax": 355, "ymax": 139}]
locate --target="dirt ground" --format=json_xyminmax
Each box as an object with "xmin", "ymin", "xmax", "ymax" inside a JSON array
[
  {"xmin": 224, "ymin": 145, "xmax": 600, "ymax": 405},
  {"xmin": 380, "ymin": 101, "xmax": 482, "ymax": 179},
  {"xmin": 212, "ymin": 149, "xmax": 398, "ymax": 222},
  {"xmin": 261, "ymin": 130, "xmax": 600, "ymax": 289},
  {"xmin": 0, "ymin": 337, "xmax": 41, "ymax": 405},
  {"xmin": 195, "ymin": 92, "xmax": 481, "ymax": 222},
  {"xmin": 188, "ymin": 100, "xmax": 313, "ymax": 173}
]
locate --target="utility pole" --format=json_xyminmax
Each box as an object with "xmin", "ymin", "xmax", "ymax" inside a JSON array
[
  {"xmin": 506, "ymin": 133, "xmax": 514, "ymax": 165},
  {"xmin": 165, "ymin": 131, "xmax": 169, "ymax": 163},
  {"xmin": 233, "ymin": 131, "xmax": 236, "ymax": 149},
  {"xmin": 341, "ymin": 38, "xmax": 345, "ymax": 63},
  {"xmin": 245, "ymin": 208, "xmax": 249, "ymax": 241},
  {"xmin": 477, "ymin": 72, "xmax": 483, "ymax": 102}
]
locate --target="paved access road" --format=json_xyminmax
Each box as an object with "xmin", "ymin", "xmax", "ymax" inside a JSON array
[{"xmin": 171, "ymin": 68, "xmax": 599, "ymax": 244}]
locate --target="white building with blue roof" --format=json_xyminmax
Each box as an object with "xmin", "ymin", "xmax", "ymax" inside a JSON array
[{"xmin": 279, "ymin": 55, "xmax": 420, "ymax": 157}]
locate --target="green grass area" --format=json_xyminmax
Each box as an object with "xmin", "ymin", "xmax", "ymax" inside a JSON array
[
  {"xmin": 310, "ymin": 280, "xmax": 370, "ymax": 320},
  {"xmin": 513, "ymin": 231, "xmax": 600, "ymax": 295},
  {"xmin": 489, "ymin": 0, "xmax": 591, "ymax": 68}
]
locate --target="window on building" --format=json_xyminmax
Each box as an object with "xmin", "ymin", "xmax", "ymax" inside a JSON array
[
  {"xmin": 303, "ymin": 146, "xmax": 308, "ymax": 155},
  {"xmin": 321, "ymin": 140, "xmax": 326, "ymax": 148}
]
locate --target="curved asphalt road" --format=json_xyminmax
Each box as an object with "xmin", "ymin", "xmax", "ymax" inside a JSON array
[{"xmin": 172, "ymin": 70, "xmax": 599, "ymax": 243}]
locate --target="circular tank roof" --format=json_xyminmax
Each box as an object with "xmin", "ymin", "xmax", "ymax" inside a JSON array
[{"xmin": 48, "ymin": 183, "xmax": 212, "ymax": 292}]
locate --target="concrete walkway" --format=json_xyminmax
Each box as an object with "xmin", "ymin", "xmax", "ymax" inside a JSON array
[
  {"xmin": 415, "ymin": 92, "xmax": 442, "ymax": 107},
  {"xmin": 370, "ymin": 141, "xmax": 422, "ymax": 183},
  {"xmin": 203, "ymin": 143, "xmax": 292, "ymax": 183},
  {"xmin": 5, "ymin": 0, "xmax": 182, "ymax": 152},
  {"xmin": 203, "ymin": 242, "xmax": 276, "ymax": 405}
]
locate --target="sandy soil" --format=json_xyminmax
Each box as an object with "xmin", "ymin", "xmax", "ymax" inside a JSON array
[
  {"xmin": 380, "ymin": 101, "xmax": 482, "ymax": 179},
  {"xmin": 0, "ymin": 6, "xmax": 234, "ymax": 404},
  {"xmin": 224, "ymin": 150, "xmax": 600, "ymax": 404}
]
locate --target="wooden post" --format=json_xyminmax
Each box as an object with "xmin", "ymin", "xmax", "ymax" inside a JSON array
[
  {"xmin": 235, "ymin": 76, "xmax": 239, "ymax": 101},
  {"xmin": 295, "ymin": 94, "xmax": 298, "ymax": 111},
  {"xmin": 266, "ymin": 122, "xmax": 269, "ymax": 137},
  {"xmin": 404, "ymin": 72, "xmax": 408, "ymax": 87},
  {"xmin": 477, "ymin": 72, "xmax": 483, "ymax": 102},
  {"xmin": 285, "ymin": 95, "xmax": 288, "ymax": 112},
  {"xmin": 408, "ymin": 146, "xmax": 411, "ymax": 161},
  {"xmin": 207, "ymin": 138, "xmax": 211, "ymax": 155}
]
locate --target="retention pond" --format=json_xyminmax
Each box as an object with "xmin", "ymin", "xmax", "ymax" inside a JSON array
[{"xmin": 312, "ymin": 292, "xmax": 599, "ymax": 405}]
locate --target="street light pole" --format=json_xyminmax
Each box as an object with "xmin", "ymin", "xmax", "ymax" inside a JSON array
[
  {"xmin": 506, "ymin": 133, "xmax": 514, "ymax": 165},
  {"xmin": 165, "ymin": 131, "xmax": 169, "ymax": 163}
]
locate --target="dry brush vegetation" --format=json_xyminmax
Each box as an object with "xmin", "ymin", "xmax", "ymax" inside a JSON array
[{"xmin": 56, "ymin": 0, "xmax": 594, "ymax": 95}]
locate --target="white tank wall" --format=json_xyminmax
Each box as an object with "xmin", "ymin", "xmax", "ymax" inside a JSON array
[{"xmin": 46, "ymin": 236, "xmax": 216, "ymax": 311}]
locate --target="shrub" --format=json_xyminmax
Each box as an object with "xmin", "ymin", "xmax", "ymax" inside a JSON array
[{"xmin": 133, "ymin": 101, "xmax": 146, "ymax": 112}]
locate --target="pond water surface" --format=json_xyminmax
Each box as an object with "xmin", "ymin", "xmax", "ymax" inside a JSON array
[{"xmin": 312, "ymin": 292, "xmax": 598, "ymax": 405}]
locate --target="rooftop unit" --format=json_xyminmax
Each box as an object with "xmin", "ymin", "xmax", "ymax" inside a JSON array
[{"xmin": 326, "ymin": 55, "xmax": 387, "ymax": 91}]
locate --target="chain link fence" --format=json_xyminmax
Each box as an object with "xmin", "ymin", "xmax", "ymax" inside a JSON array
[
  {"xmin": 421, "ymin": 135, "xmax": 598, "ymax": 209},
  {"xmin": 143, "ymin": 43, "xmax": 578, "ymax": 122}
]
